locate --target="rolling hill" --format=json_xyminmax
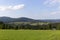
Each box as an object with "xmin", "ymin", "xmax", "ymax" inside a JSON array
[
  {"xmin": 0, "ymin": 17, "xmax": 60, "ymax": 23},
  {"xmin": 0, "ymin": 17, "xmax": 40, "ymax": 23}
]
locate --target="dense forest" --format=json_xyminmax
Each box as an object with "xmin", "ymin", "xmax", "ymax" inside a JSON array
[{"xmin": 0, "ymin": 21, "xmax": 60, "ymax": 30}]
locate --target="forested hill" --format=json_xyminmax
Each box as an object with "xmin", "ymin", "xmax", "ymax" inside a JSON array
[
  {"xmin": 0, "ymin": 17, "xmax": 60, "ymax": 23},
  {"xmin": 0, "ymin": 17, "xmax": 40, "ymax": 23}
]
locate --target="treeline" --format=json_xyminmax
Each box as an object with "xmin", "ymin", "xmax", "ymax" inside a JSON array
[{"xmin": 0, "ymin": 22, "xmax": 60, "ymax": 30}]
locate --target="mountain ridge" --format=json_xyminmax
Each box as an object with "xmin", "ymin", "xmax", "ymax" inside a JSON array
[
  {"xmin": 0, "ymin": 17, "xmax": 39, "ymax": 23},
  {"xmin": 0, "ymin": 17, "xmax": 60, "ymax": 23}
]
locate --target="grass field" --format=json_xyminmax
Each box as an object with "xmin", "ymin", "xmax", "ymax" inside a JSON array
[{"xmin": 0, "ymin": 30, "xmax": 60, "ymax": 40}]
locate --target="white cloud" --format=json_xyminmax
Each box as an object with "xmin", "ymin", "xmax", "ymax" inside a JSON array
[
  {"xmin": 44, "ymin": 0, "xmax": 60, "ymax": 7},
  {"xmin": 12, "ymin": 4, "xmax": 24, "ymax": 10},
  {"xmin": 0, "ymin": 4, "xmax": 24, "ymax": 11}
]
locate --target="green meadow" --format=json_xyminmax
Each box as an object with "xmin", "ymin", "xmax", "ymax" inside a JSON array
[{"xmin": 0, "ymin": 30, "xmax": 60, "ymax": 40}]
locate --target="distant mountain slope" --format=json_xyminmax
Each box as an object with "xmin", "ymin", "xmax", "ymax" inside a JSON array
[
  {"xmin": 14, "ymin": 17, "xmax": 35, "ymax": 22},
  {"xmin": 0, "ymin": 17, "xmax": 60, "ymax": 23},
  {"xmin": 0, "ymin": 17, "xmax": 40, "ymax": 23},
  {"xmin": 0, "ymin": 17, "xmax": 13, "ymax": 22},
  {"xmin": 40, "ymin": 19, "xmax": 60, "ymax": 23}
]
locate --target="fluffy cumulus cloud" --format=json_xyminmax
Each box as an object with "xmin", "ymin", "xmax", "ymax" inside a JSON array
[{"xmin": 0, "ymin": 4, "xmax": 24, "ymax": 11}]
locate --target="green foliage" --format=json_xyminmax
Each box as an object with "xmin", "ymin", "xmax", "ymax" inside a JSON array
[{"xmin": 1, "ymin": 21, "xmax": 60, "ymax": 30}]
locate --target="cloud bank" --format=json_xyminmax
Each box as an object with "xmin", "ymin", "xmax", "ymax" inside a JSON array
[{"xmin": 0, "ymin": 4, "xmax": 24, "ymax": 11}]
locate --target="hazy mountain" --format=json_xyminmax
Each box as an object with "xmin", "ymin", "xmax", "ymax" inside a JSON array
[
  {"xmin": 0, "ymin": 17, "xmax": 14, "ymax": 22},
  {"xmin": 0, "ymin": 17, "xmax": 60, "ymax": 23},
  {"xmin": 0, "ymin": 17, "xmax": 39, "ymax": 23}
]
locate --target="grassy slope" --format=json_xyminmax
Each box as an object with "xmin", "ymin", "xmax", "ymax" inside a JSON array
[{"xmin": 0, "ymin": 30, "xmax": 60, "ymax": 40}]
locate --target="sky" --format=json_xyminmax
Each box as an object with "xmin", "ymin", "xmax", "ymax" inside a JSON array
[{"xmin": 0, "ymin": 0, "xmax": 60, "ymax": 19}]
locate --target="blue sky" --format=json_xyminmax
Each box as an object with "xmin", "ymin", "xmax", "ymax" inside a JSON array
[{"xmin": 0, "ymin": 0, "xmax": 60, "ymax": 19}]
